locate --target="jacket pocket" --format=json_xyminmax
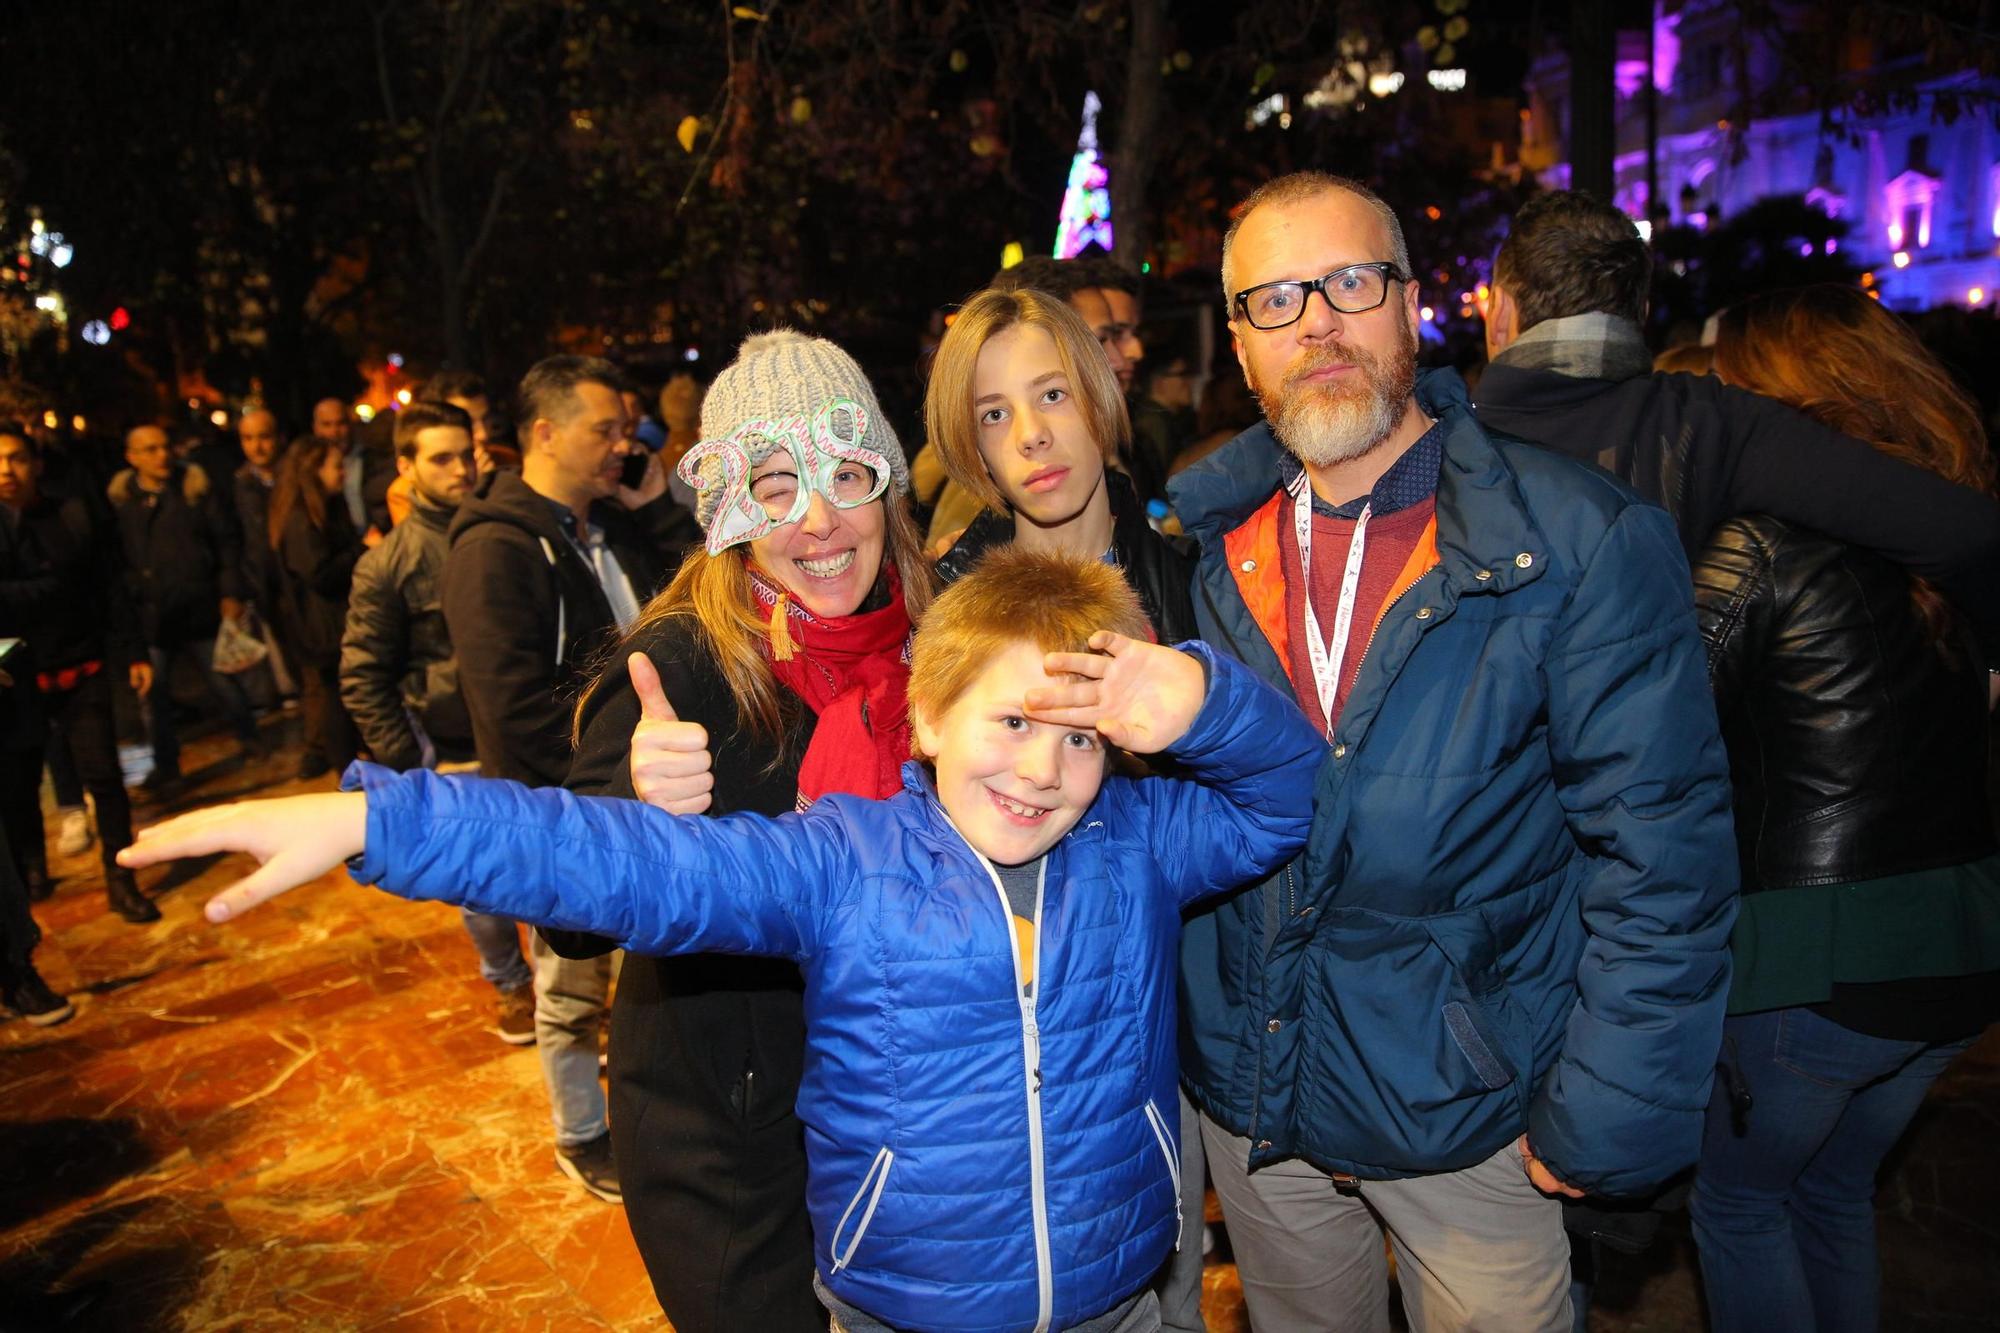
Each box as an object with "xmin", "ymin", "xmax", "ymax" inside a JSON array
[
  {"xmin": 1422, "ymin": 912, "xmax": 1531, "ymax": 1107},
  {"xmin": 828, "ymin": 1145, "xmax": 895, "ymax": 1274},
  {"xmin": 1144, "ymin": 1100, "xmax": 1183, "ymax": 1246}
]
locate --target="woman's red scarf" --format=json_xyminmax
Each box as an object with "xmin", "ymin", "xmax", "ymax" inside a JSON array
[{"xmin": 747, "ymin": 563, "xmax": 913, "ymax": 806}]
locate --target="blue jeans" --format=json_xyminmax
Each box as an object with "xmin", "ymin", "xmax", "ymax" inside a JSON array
[
  {"xmin": 530, "ymin": 931, "xmax": 615, "ymax": 1148},
  {"xmin": 460, "ymin": 908, "xmax": 532, "ymax": 994},
  {"xmin": 1689, "ymin": 1006, "xmax": 1977, "ymax": 1333}
]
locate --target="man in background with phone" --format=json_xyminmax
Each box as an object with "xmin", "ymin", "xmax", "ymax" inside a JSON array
[{"xmin": 439, "ymin": 355, "xmax": 694, "ymax": 1200}]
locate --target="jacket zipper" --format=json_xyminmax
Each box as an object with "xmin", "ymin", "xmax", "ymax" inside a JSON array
[{"xmin": 961, "ymin": 824, "xmax": 1055, "ymax": 1333}]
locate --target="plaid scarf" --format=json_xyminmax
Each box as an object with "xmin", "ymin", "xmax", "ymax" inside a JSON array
[{"xmin": 1492, "ymin": 312, "xmax": 1653, "ymax": 382}]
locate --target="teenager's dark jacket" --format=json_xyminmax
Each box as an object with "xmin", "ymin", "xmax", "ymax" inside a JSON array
[
  {"xmin": 340, "ymin": 495, "xmax": 470, "ymax": 770},
  {"xmin": 0, "ymin": 491, "xmax": 141, "ymax": 675},
  {"xmin": 440, "ymin": 469, "xmax": 693, "ymax": 786},
  {"xmin": 275, "ymin": 501, "xmax": 364, "ymax": 671},
  {"xmin": 935, "ymin": 471, "xmax": 1197, "ymax": 642},
  {"xmin": 558, "ymin": 615, "xmax": 825, "ymax": 1333},
  {"xmin": 1473, "ymin": 361, "xmax": 2000, "ymax": 654},
  {"xmin": 108, "ymin": 464, "xmax": 245, "ymax": 649}
]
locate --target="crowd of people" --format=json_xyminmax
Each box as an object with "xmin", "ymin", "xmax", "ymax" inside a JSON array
[{"xmin": 7, "ymin": 174, "xmax": 1998, "ymax": 1333}]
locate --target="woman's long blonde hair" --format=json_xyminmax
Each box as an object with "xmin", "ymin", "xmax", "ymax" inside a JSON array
[{"xmin": 574, "ymin": 493, "xmax": 935, "ymax": 753}]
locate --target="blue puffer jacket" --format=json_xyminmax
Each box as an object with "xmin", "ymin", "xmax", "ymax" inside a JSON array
[
  {"xmin": 1169, "ymin": 369, "xmax": 1738, "ymax": 1197},
  {"xmin": 345, "ymin": 644, "xmax": 1321, "ymax": 1333}
]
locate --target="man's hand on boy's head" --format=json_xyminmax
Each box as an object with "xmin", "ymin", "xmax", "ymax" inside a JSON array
[
  {"xmin": 117, "ymin": 793, "xmax": 369, "ymax": 924},
  {"xmin": 1024, "ymin": 631, "xmax": 1206, "ymax": 756}
]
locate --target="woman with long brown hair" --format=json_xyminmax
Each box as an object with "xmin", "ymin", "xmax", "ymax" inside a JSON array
[
  {"xmin": 556, "ymin": 330, "xmax": 933, "ymax": 1332},
  {"xmin": 268, "ymin": 435, "xmax": 363, "ymax": 777},
  {"xmin": 1688, "ymin": 285, "xmax": 2000, "ymax": 1332}
]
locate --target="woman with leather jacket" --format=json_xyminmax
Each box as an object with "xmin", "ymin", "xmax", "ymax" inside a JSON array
[{"xmin": 1686, "ymin": 285, "xmax": 2000, "ymax": 1332}]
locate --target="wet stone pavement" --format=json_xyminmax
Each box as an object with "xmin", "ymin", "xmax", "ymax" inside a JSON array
[{"xmin": 3, "ymin": 723, "xmax": 1996, "ymax": 1330}]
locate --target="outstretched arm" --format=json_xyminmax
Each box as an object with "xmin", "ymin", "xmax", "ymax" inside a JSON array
[
  {"xmin": 120, "ymin": 793, "xmax": 368, "ymax": 921},
  {"xmin": 124, "ymin": 768, "xmax": 854, "ymax": 960}
]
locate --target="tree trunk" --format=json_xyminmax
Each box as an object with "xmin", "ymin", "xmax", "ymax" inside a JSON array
[
  {"xmin": 1567, "ymin": 0, "xmax": 1615, "ymax": 198},
  {"xmin": 1110, "ymin": 0, "xmax": 1167, "ymax": 270}
]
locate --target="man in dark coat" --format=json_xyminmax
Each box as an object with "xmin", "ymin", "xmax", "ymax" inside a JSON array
[
  {"xmin": 441, "ymin": 355, "xmax": 695, "ymax": 1202},
  {"xmin": 1473, "ymin": 190, "xmax": 2000, "ymax": 653},
  {"xmin": 110, "ymin": 424, "xmax": 262, "ymax": 797},
  {"xmin": 1171, "ymin": 172, "xmax": 1737, "ymax": 1332},
  {"xmin": 341, "ymin": 400, "xmax": 535, "ymax": 1044},
  {"xmin": 0, "ymin": 426, "xmax": 157, "ymax": 922}
]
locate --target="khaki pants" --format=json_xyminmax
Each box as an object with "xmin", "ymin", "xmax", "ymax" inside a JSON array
[{"xmin": 1201, "ymin": 1115, "xmax": 1571, "ymax": 1333}]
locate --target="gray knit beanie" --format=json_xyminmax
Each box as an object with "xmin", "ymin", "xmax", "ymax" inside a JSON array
[{"xmin": 690, "ymin": 329, "xmax": 908, "ymax": 535}]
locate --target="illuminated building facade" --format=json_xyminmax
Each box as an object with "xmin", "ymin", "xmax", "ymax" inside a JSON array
[{"xmin": 1521, "ymin": 0, "xmax": 2000, "ymax": 312}]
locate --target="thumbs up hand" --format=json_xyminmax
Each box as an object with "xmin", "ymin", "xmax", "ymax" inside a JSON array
[{"xmin": 628, "ymin": 652, "xmax": 715, "ymax": 815}]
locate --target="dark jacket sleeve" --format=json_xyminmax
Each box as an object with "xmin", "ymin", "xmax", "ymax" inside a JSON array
[
  {"xmin": 1528, "ymin": 502, "xmax": 1740, "ymax": 1197},
  {"xmin": 0, "ymin": 519, "xmax": 61, "ymax": 625},
  {"xmin": 441, "ymin": 527, "xmax": 572, "ymax": 786},
  {"xmin": 340, "ymin": 542, "xmax": 422, "ymax": 771},
  {"xmin": 201, "ymin": 486, "xmax": 247, "ymax": 604},
  {"xmin": 1689, "ymin": 517, "xmax": 1781, "ymax": 717},
  {"xmin": 1713, "ymin": 381, "xmax": 2000, "ymax": 657},
  {"xmin": 281, "ymin": 516, "xmax": 362, "ymax": 600}
]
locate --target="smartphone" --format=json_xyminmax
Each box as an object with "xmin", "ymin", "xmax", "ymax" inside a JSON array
[{"xmin": 620, "ymin": 451, "xmax": 653, "ymax": 489}]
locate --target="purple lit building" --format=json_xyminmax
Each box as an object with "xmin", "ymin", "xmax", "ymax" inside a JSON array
[{"xmin": 1520, "ymin": 0, "xmax": 2000, "ymax": 312}]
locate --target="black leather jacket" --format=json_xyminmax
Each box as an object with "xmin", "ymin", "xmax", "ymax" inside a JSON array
[
  {"xmin": 1692, "ymin": 515, "xmax": 1995, "ymax": 890},
  {"xmin": 934, "ymin": 470, "xmax": 1197, "ymax": 641},
  {"xmin": 339, "ymin": 496, "xmax": 469, "ymax": 769}
]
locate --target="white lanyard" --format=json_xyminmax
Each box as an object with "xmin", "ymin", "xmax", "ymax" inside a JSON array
[{"xmin": 1291, "ymin": 470, "xmax": 1369, "ymax": 738}]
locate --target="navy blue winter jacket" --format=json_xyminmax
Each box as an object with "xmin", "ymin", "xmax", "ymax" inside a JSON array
[
  {"xmin": 1169, "ymin": 369, "xmax": 1738, "ymax": 1196},
  {"xmin": 344, "ymin": 643, "xmax": 1320, "ymax": 1333}
]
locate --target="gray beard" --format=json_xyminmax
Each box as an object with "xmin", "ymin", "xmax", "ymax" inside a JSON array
[
  {"xmin": 1268, "ymin": 383, "xmax": 1400, "ymax": 469},
  {"xmin": 1254, "ymin": 328, "xmax": 1417, "ymax": 471}
]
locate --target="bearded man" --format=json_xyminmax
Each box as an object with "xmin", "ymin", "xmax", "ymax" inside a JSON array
[{"xmin": 1166, "ymin": 172, "xmax": 1738, "ymax": 1333}]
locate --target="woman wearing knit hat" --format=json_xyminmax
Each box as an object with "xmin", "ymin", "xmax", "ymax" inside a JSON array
[{"xmin": 555, "ymin": 329, "xmax": 935, "ymax": 1332}]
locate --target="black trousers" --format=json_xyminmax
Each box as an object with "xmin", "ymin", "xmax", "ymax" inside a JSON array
[
  {"xmin": 0, "ymin": 817, "xmax": 38, "ymax": 973},
  {"xmin": 0, "ymin": 669, "xmax": 134, "ymax": 882}
]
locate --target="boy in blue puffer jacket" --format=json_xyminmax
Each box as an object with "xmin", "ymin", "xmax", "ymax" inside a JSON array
[{"xmin": 123, "ymin": 546, "xmax": 1323, "ymax": 1333}]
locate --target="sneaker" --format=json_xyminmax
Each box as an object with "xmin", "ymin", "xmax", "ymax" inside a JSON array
[
  {"xmin": 107, "ymin": 870, "xmax": 162, "ymax": 924},
  {"xmin": 495, "ymin": 987, "xmax": 537, "ymax": 1045},
  {"xmin": 555, "ymin": 1133, "xmax": 622, "ymax": 1203},
  {"xmin": 56, "ymin": 808, "xmax": 94, "ymax": 857},
  {"xmin": 3, "ymin": 966, "xmax": 74, "ymax": 1027}
]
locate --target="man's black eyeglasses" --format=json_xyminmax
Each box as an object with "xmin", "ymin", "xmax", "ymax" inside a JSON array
[{"xmin": 1232, "ymin": 262, "xmax": 1408, "ymax": 331}]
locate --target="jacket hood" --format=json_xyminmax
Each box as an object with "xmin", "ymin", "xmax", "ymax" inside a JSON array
[
  {"xmin": 108, "ymin": 462, "xmax": 211, "ymax": 507},
  {"xmin": 446, "ymin": 468, "xmax": 566, "ymax": 548}
]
